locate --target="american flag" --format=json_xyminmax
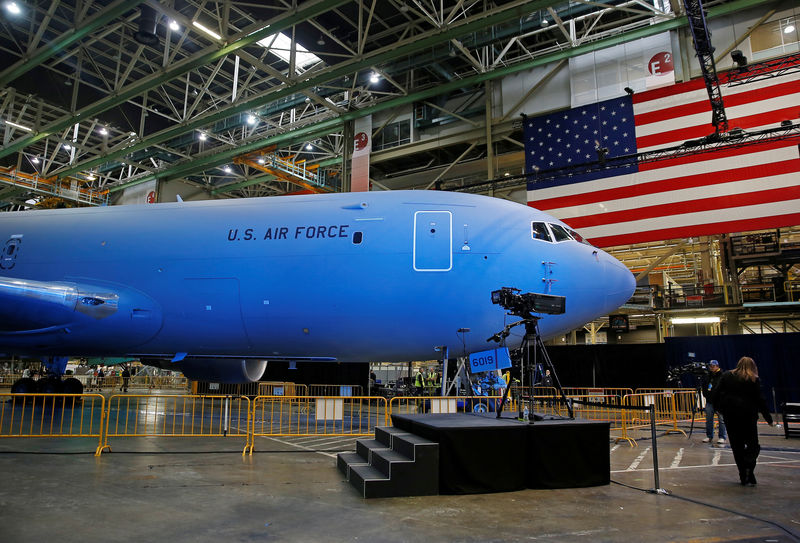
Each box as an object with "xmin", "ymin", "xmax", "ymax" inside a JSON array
[{"xmin": 525, "ymin": 62, "xmax": 800, "ymax": 248}]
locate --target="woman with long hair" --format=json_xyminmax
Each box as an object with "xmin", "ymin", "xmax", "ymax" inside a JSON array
[{"xmin": 713, "ymin": 356, "xmax": 774, "ymax": 485}]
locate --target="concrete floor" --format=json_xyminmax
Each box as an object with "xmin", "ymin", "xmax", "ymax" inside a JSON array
[{"xmin": 0, "ymin": 422, "xmax": 797, "ymax": 542}]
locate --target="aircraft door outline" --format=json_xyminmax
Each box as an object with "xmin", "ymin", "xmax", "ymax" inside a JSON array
[
  {"xmin": 413, "ymin": 211, "xmax": 452, "ymax": 272},
  {"xmin": 0, "ymin": 235, "xmax": 22, "ymax": 270}
]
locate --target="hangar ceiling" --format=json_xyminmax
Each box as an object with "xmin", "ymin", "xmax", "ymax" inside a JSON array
[{"xmin": 0, "ymin": 0, "xmax": 774, "ymax": 205}]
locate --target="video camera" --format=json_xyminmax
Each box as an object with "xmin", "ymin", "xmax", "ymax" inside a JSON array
[
  {"xmin": 491, "ymin": 287, "xmax": 566, "ymax": 317},
  {"xmin": 666, "ymin": 361, "xmax": 709, "ymax": 385}
]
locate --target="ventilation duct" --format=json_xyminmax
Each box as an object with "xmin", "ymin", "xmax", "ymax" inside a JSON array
[{"xmin": 134, "ymin": 5, "xmax": 159, "ymax": 46}]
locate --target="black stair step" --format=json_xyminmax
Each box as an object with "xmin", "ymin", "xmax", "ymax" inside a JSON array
[
  {"xmin": 348, "ymin": 463, "xmax": 393, "ymax": 499},
  {"xmin": 371, "ymin": 448, "xmax": 414, "ymax": 478},
  {"xmin": 336, "ymin": 451, "xmax": 367, "ymax": 480},
  {"xmin": 375, "ymin": 426, "xmax": 411, "ymax": 448},
  {"xmin": 393, "ymin": 433, "xmax": 438, "ymax": 461},
  {"xmin": 355, "ymin": 438, "xmax": 388, "ymax": 462}
]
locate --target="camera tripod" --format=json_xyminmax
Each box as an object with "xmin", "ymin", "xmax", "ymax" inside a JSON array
[{"xmin": 492, "ymin": 316, "xmax": 573, "ymax": 419}]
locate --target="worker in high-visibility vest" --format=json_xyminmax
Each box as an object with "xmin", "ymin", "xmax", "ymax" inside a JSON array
[{"xmin": 414, "ymin": 368, "xmax": 424, "ymax": 395}]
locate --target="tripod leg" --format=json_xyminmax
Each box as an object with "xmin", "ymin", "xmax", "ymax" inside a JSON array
[{"xmin": 530, "ymin": 320, "xmax": 573, "ymax": 419}]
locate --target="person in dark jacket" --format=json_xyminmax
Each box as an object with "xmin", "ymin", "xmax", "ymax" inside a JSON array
[
  {"xmin": 714, "ymin": 356, "xmax": 774, "ymax": 486},
  {"xmin": 702, "ymin": 360, "xmax": 726, "ymax": 444}
]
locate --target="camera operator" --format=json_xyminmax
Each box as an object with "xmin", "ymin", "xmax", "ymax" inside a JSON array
[{"xmin": 702, "ymin": 360, "xmax": 727, "ymax": 445}]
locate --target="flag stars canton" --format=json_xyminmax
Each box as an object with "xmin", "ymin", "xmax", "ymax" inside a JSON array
[{"xmin": 524, "ymin": 96, "xmax": 636, "ymax": 178}]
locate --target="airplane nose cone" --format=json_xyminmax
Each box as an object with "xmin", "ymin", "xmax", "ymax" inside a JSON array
[{"xmin": 604, "ymin": 256, "xmax": 635, "ymax": 311}]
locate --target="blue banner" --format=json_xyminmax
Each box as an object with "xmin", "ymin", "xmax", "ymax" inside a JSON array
[{"xmin": 468, "ymin": 347, "xmax": 512, "ymax": 374}]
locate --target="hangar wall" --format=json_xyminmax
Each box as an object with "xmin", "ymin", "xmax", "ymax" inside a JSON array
[{"xmin": 548, "ymin": 333, "xmax": 800, "ymax": 404}]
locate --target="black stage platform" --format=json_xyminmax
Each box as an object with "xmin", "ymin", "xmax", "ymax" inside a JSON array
[{"xmin": 391, "ymin": 413, "xmax": 610, "ymax": 494}]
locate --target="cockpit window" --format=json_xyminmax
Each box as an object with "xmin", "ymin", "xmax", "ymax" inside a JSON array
[
  {"xmin": 567, "ymin": 228, "xmax": 593, "ymax": 246},
  {"xmin": 531, "ymin": 222, "xmax": 552, "ymax": 242},
  {"xmin": 548, "ymin": 223, "xmax": 572, "ymax": 242}
]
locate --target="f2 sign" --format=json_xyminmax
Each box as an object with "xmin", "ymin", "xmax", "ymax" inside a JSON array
[{"xmin": 468, "ymin": 347, "xmax": 512, "ymax": 374}]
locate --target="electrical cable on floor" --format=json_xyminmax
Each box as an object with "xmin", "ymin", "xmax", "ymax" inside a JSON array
[{"xmin": 611, "ymin": 479, "xmax": 800, "ymax": 542}]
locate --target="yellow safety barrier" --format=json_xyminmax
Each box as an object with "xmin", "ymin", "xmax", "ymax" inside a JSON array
[
  {"xmin": 84, "ymin": 375, "xmax": 189, "ymax": 392},
  {"xmin": 308, "ymin": 384, "xmax": 363, "ymax": 396},
  {"xmin": 563, "ymin": 387, "xmax": 634, "ymax": 399},
  {"xmin": 247, "ymin": 396, "xmax": 388, "ymax": 454},
  {"xmin": 522, "ymin": 394, "xmax": 635, "ymax": 446},
  {"xmin": 258, "ymin": 382, "xmax": 308, "ymax": 397},
  {"xmin": 635, "ymin": 388, "xmax": 702, "ymax": 422},
  {"xmin": 623, "ymin": 392, "xmax": 688, "ymax": 441},
  {"xmin": 99, "ymin": 394, "xmax": 251, "ymax": 456},
  {"xmin": 0, "ymin": 393, "xmax": 106, "ymax": 454},
  {"xmin": 388, "ymin": 396, "xmax": 514, "ymax": 417}
]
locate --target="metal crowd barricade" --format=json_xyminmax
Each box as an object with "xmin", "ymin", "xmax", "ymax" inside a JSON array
[
  {"xmin": 0, "ymin": 393, "xmax": 106, "ymax": 454},
  {"xmin": 99, "ymin": 394, "xmax": 251, "ymax": 455},
  {"xmin": 634, "ymin": 388, "xmax": 701, "ymax": 423},
  {"xmin": 258, "ymin": 382, "xmax": 307, "ymax": 397},
  {"xmin": 388, "ymin": 396, "xmax": 511, "ymax": 417},
  {"xmin": 623, "ymin": 392, "xmax": 687, "ymax": 441},
  {"xmin": 247, "ymin": 396, "xmax": 388, "ymax": 454},
  {"xmin": 562, "ymin": 387, "xmax": 634, "ymax": 400},
  {"xmin": 308, "ymin": 384, "xmax": 363, "ymax": 397},
  {"xmin": 552, "ymin": 394, "xmax": 635, "ymax": 446}
]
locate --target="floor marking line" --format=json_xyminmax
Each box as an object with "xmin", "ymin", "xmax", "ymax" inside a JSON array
[
  {"xmin": 626, "ymin": 446, "xmax": 650, "ymax": 471},
  {"xmin": 670, "ymin": 447, "xmax": 684, "ymax": 468}
]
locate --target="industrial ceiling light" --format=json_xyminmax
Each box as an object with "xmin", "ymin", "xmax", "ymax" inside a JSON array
[
  {"xmin": 169, "ymin": 20, "xmax": 180, "ymax": 32},
  {"xmin": 4, "ymin": 2, "xmax": 21, "ymax": 15},
  {"xmin": 5, "ymin": 120, "xmax": 32, "ymax": 132},
  {"xmin": 99, "ymin": 127, "xmax": 108, "ymax": 135},
  {"xmin": 369, "ymin": 72, "xmax": 380, "ymax": 83},
  {"xmin": 317, "ymin": 35, "xmax": 325, "ymax": 46},
  {"xmin": 198, "ymin": 132, "xmax": 207, "ymax": 141},
  {"xmin": 31, "ymin": 156, "xmax": 39, "ymax": 164},
  {"xmin": 63, "ymin": 144, "xmax": 71, "ymax": 150},
  {"xmin": 306, "ymin": 143, "xmax": 313, "ymax": 150},
  {"xmin": 246, "ymin": 114, "xmax": 256, "ymax": 125},
  {"xmin": 670, "ymin": 316, "xmax": 721, "ymax": 324},
  {"xmin": 86, "ymin": 172, "xmax": 96, "ymax": 181},
  {"xmin": 193, "ymin": 21, "xmax": 221, "ymax": 40},
  {"xmin": 785, "ymin": 24, "xmax": 796, "ymax": 34},
  {"xmin": 257, "ymin": 157, "xmax": 265, "ymax": 164},
  {"xmin": 223, "ymin": 166, "xmax": 232, "ymax": 173}
]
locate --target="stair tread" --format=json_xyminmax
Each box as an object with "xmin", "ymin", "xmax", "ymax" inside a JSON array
[
  {"xmin": 372, "ymin": 448, "xmax": 414, "ymax": 463},
  {"xmin": 338, "ymin": 451, "xmax": 368, "ymax": 464},
  {"xmin": 349, "ymin": 463, "xmax": 390, "ymax": 482},
  {"xmin": 395, "ymin": 433, "xmax": 437, "ymax": 445}
]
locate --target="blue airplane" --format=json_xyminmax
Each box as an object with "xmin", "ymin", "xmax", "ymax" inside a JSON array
[{"xmin": 0, "ymin": 190, "xmax": 634, "ymax": 392}]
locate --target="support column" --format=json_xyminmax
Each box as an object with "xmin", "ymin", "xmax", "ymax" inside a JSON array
[
  {"xmin": 485, "ymin": 80, "xmax": 494, "ymax": 181},
  {"xmin": 341, "ymin": 120, "xmax": 353, "ymax": 192}
]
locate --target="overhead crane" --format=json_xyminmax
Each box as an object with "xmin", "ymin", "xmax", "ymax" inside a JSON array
[
  {"xmin": 233, "ymin": 149, "xmax": 333, "ymax": 194},
  {"xmin": 0, "ymin": 167, "xmax": 108, "ymax": 206}
]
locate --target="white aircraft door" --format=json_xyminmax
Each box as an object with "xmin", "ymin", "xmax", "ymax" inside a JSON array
[{"xmin": 413, "ymin": 211, "xmax": 452, "ymax": 271}]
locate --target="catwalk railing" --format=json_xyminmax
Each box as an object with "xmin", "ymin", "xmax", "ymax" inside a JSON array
[{"xmin": 0, "ymin": 389, "xmax": 706, "ymax": 455}]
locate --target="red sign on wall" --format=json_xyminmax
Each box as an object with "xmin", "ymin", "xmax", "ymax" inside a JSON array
[{"xmin": 648, "ymin": 52, "xmax": 674, "ymax": 76}]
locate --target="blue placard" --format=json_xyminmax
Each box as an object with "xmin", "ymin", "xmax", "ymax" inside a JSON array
[{"xmin": 468, "ymin": 347, "xmax": 512, "ymax": 373}]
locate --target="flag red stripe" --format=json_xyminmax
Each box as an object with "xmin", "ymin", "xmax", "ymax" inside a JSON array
[
  {"xmin": 635, "ymin": 105, "xmax": 800, "ymax": 149},
  {"xmin": 634, "ymin": 79, "xmax": 800, "ymax": 126},
  {"xmin": 531, "ymin": 151, "xmax": 800, "ymax": 211},
  {"xmin": 566, "ymin": 185, "xmax": 800, "ymax": 229},
  {"xmin": 586, "ymin": 213, "xmax": 800, "ymax": 248},
  {"xmin": 637, "ymin": 138, "xmax": 799, "ymax": 171},
  {"xmin": 632, "ymin": 77, "xmax": 706, "ymax": 104}
]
